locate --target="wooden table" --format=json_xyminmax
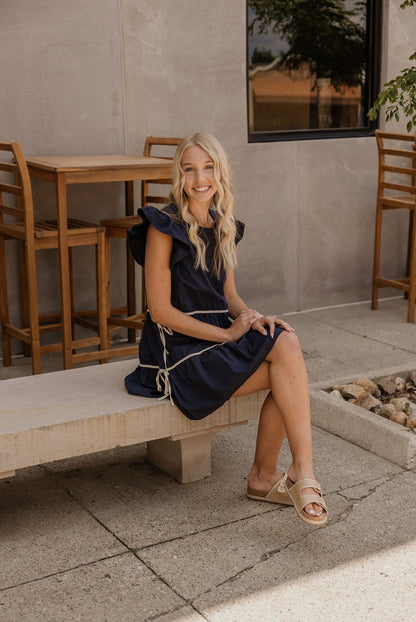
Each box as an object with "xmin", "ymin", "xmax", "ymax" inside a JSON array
[{"xmin": 26, "ymin": 155, "xmax": 173, "ymax": 368}]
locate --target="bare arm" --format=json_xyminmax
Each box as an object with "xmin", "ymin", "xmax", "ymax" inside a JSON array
[
  {"xmin": 224, "ymin": 271, "xmax": 294, "ymax": 337},
  {"xmin": 224, "ymin": 271, "xmax": 249, "ymax": 318},
  {"xmin": 145, "ymin": 225, "xmax": 258, "ymax": 342}
]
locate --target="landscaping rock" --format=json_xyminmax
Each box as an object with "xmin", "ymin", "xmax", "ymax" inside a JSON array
[
  {"xmin": 377, "ymin": 376, "xmax": 397, "ymax": 395},
  {"xmin": 389, "ymin": 411, "xmax": 407, "ymax": 426},
  {"xmin": 354, "ymin": 392, "xmax": 382, "ymax": 411},
  {"xmin": 395, "ymin": 376, "xmax": 406, "ymax": 392},
  {"xmin": 327, "ymin": 369, "xmax": 416, "ymax": 431},
  {"xmin": 406, "ymin": 413, "xmax": 416, "ymax": 429},
  {"xmin": 353, "ymin": 378, "xmax": 378, "ymax": 395},
  {"xmin": 342, "ymin": 384, "xmax": 365, "ymax": 400},
  {"xmin": 390, "ymin": 397, "xmax": 411, "ymax": 415},
  {"xmin": 379, "ymin": 404, "xmax": 396, "ymax": 419}
]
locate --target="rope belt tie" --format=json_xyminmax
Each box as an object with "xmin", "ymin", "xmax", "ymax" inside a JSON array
[
  {"xmin": 156, "ymin": 323, "xmax": 174, "ymax": 404},
  {"xmin": 155, "ymin": 368, "xmax": 174, "ymax": 404},
  {"xmin": 157, "ymin": 323, "xmax": 173, "ymax": 355}
]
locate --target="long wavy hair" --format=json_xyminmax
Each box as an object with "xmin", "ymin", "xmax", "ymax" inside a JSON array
[{"xmin": 169, "ymin": 132, "xmax": 237, "ymax": 277}]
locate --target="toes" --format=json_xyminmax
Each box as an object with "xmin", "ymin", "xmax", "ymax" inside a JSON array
[
  {"xmin": 304, "ymin": 502, "xmax": 324, "ymax": 516},
  {"xmin": 304, "ymin": 503, "xmax": 317, "ymax": 516}
]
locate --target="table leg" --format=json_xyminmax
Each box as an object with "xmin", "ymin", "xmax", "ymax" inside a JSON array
[
  {"xmin": 125, "ymin": 181, "xmax": 136, "ymax": 343},
  {"xmin": 56, "ymin": 173, "xmax": 73, "ymax": 369}
]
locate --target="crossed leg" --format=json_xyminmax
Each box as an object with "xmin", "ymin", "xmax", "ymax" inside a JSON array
[{"xmin": 233, "ymin": 331, "xmax": 324, "ymax": 518}]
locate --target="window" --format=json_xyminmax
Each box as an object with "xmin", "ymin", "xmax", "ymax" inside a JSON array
[{"xmin": 247, "ymin": 0, "xmax": 382, "ymax": 141}]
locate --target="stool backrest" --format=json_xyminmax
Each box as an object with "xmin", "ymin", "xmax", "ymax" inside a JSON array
[
  {"xmin": 141, "ymin": 135, "xmax": 182, "ymax": 206},
  {"xmin": 0, "ymin": 141, "xmax": 34, "ymax": 234},
  {"xmin": 375, "ymin": 130, "xmax": 416, "ymax": 205}
]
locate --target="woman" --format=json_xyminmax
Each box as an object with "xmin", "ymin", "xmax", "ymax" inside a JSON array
[{"xmin": 126, "ymin": 132, "xmax": 327, "ymax": 526}]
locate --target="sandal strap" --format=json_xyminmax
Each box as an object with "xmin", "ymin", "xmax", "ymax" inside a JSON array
[
  {"xmin": 286, "ymin": 478, "xmax": 322, "ymax": 496},
  {"xmin": 284, "ymin": 476, "xmax": 327, "ymax": 512},
  {"xmin": 298, "ymin": 494, "xmax": 328, "ymax": 511}
]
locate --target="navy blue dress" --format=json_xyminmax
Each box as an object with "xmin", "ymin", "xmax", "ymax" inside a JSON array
[{"xmin": 124, "ymin": 204, "xmax": 283, "ymax": 420}]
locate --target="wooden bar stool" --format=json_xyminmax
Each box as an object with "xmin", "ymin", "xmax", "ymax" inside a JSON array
[
  {"xmin": 0, "ymin": 141, "xmax": 108, "ymax": 374},
  {"xmin": 99, "ymin": 135, "xmax": 182, "ymax": 357},
  {"xmin": 372, "ymin": 130, "xmax": 416, "ymax": 323}
]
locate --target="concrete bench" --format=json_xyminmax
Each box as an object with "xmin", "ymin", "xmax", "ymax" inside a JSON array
[{"xmin": 0, "ymin": 360, "xmax": 266, "ymax": 483}]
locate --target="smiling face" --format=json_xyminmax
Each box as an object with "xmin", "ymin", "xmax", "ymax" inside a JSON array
[{"xmin": 181, "ymin": 145, "xmax": 218, "ymax": 211}]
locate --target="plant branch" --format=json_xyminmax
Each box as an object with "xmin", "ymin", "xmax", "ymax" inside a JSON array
[{"xmin": 368, "ymin": 1, "xmax": 416, "ymax": 132}]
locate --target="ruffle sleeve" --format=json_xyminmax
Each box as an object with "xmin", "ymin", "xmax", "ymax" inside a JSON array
[
  {"xmin": 127, "ymin": 205, "xmax": 191, "ymax": 267},
  {"xmin": 235, "ymin": 219, "xmax": 244, "ymax": 244}
]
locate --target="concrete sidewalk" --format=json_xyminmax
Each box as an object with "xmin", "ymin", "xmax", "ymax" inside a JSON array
[{"xmin": 1, "ymin": 297, "xmax": 416, "ymax": 621}]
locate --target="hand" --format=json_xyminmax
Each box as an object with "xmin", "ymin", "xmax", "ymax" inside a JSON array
[
  {"xmin": 252, "ymin": 314, "xmax": 295, "ymax": 338},
  {"xmin": 226, "ymin": 309, "xmax": 259, "ymax": 342}
]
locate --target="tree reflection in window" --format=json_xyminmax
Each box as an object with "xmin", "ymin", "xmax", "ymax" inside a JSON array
[{"xmin": 248, "ymin": 0, "xmax": 373, "ymax": 135}]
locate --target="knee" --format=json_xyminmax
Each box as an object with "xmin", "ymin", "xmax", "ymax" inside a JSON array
[{"xmin": 270, "ymin": 331, "xmax": 302, "ymax": 362}]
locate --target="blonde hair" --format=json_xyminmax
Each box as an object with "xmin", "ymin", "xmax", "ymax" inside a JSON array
[{"xmin": 169, "ymin": 132, "xmax": 237, "ymax": 277}]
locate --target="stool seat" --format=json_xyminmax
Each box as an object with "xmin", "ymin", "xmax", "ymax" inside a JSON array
[
  {"xmin": 100, "ymin": 214, "xmax": 142, "ymax": 238},
  {"xmin": 1, "ymin": 218, "xmax": 104, "ymax": 242}
]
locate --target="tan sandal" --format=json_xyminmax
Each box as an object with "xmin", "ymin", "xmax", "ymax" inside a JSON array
[
  {"xmin": 284, "ymin": 476, "xmax": 328, "ymax": 526},
  {"xmin": 247, "ymin": 475, "xmax": 293, "ymax": 505}
]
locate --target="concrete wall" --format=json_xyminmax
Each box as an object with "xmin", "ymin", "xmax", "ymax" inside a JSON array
[{"xmin": 1, "ymin": 0, "xmax": 415, "ymax": 347}]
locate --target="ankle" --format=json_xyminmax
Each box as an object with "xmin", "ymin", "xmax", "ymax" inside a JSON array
[
  {"xmin": 287, "ymin": 461, "xmax": 314, "ymax": 482},
  {"xmin": 248, "ymin": 464, "xmax": 281, "ymax": 489}
]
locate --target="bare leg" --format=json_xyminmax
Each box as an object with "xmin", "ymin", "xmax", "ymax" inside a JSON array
[
  {"xmin": 234, "ymin": 332, "xmax": 324, "ymax": 517},
  {"xmin": 248, "ymin": 390, "xmax": 287, "ymax": 491}
]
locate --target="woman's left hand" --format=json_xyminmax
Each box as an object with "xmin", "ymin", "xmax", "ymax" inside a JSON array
[{"xmin": 251, "ymin": 313, "xmax": 295, "ymax": 337}]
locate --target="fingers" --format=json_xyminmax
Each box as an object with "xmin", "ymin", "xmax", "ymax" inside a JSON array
[
  {"xmin": 235, "ymin": 311, "xmax": 295, "ymax": 338},
  {"xmin": 252, "ymin": 320, "xmax": 268, "ymax": 336},
  {"xmin": 274, "ymin": 318, "xmax": 295, "ymax": 333},
  {"xmin": 252, "ymin": 315, "xmax": 295, "ymax": 337},
  {"xmin": 239, "ymin": 309, "xmax": 260, "ymax": 326},
  {"xmin": 229, "ymin": 309, "xmax": 259, "ymax": 340}
]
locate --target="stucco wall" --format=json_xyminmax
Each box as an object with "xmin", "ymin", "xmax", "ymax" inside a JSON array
[{"xmin": 1, "ymin": 0, "xmax": 415, "ymax": 351}]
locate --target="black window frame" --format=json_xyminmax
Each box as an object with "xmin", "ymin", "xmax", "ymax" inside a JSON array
[{"xmin": 246, "ymin": 0, "xmax": 383, "ymax": 142}]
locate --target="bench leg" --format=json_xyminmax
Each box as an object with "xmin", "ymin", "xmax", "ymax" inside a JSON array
[
  {"xmin": 0, "ymin": 470, "xmax": 15, "ymax": 480},
  {"xmin": 147, "ymin": 431, "xmax": 217, "ymax": 483}
]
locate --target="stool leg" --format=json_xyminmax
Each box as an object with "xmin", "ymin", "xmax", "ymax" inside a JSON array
[
  {"xmin": 96, "ymin": 231, "xmax": 109, "ymax": 362},
  {"xmin": 19, "ymin": 241, "xmax": 31, "ymax": 357},
  {"xmin": 407, "ymin": 210, "xmax": 416, "ymax": 323},
  {"xmin": 126, "ymin": 240, "xmax": 136, "ymax": 343},
  {"xmin": 25, "ymin": 245, "xmax": 42, "ymax": 375},
  {"xmin": 125, "ymin": 180, "xmax": 136, "ymax": 343},
  {"xmin": 372, "ymin": 204, "xmax": 383, "ymax": 310},
  {"xmin": 69, "ymin": 247, "xmax": 76, "ymax": 345},
  {"xmin": 0, "ymin": 233, "xmax": 12, "ymax": 366},
  {"xmin": 405, "ymin": 210, "xmax": 414, "ymax": 301}
]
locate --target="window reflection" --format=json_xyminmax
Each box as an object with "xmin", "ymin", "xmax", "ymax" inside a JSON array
[{"xmin": 248, "ymin": 0, "xmax": 372, "ymax": 136}]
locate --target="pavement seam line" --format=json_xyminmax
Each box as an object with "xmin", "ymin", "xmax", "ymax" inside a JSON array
[
  {"xmin": 33, "ymin": 462, "xmax": 406, "ymax": 611},
  {"xmin": 299, "ymin": 314, "xmax": 416, "ymax": 356},
  {"xmin": 175, "ymin": 475, "xmax": 406, "ymax": 605},
  {"xmin": 148, "ymin": 494, "xmax": 350, "ymax": 606},
  {"xmin": 337, "ymin": 472, "xmax": 399, "ymax": 503},
  {"xmin": 0, "ymin": 551, "xmax": 130, "ymax": 593},
  {"xmin": 146, "ymin": 603, "xmax": 209, "ymax": 622},
  {"xmin": 45, "ymin": 468, "xmax": 194, "ymax": 617},
  {"xmin": 133, "ymin": 549, "xmax": 202, "ymax": 618},
  {"xmin": 135, "ymin": 504, "xmax": 292, "ymax": 552}
]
